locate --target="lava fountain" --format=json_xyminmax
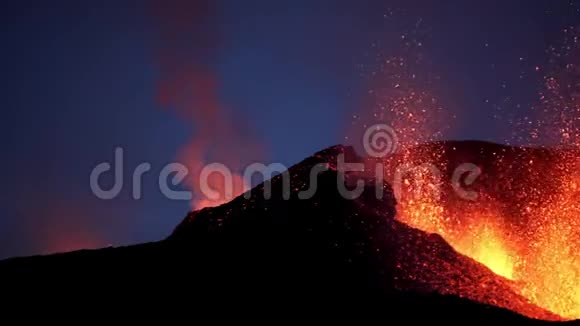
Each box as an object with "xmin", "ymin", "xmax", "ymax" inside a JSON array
[
  {"xmin": 392, "ymin": 144, "xmax": 580, "ymax": 320},
  {"xmin": 351, "ymin": 27, "xmax": 580, "ymax": 319},
  {"xmin": 376, "ymin": 100, "xmax": 580, "ymax": 319}
]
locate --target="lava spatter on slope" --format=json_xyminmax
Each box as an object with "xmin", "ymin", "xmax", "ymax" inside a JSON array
[
  {"xmin": 383, "ymin": 141, "xmax": 580, "ymax": 320},
  {"xmin": 0, "ymin": 144, "xmax": 573, "ymax": 322},
  {"xmin": 172, "ymin": 144, "xmax": 562, "ymax": 321}
]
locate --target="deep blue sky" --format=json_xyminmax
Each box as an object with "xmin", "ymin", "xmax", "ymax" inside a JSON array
[{"xmin": 1, "ymin": 1, "xmax": 579, "ymax": 259}]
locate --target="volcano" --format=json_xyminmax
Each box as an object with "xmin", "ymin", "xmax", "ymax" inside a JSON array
[{"xmin": 0, "ymin": 142, "xmax": 578, "ymax": 323}]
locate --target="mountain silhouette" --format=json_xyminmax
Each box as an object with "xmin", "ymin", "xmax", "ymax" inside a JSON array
[{"xmin": 0, "ymin": 143, "xmax": 576, "ymax": 324}]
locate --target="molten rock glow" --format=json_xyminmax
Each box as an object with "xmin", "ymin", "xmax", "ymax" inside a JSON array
[
  {"xmin": 391, "ymin": 144, "xmax": 580, "ymax": 320},
  {"xmin": 357, "ymin": 27, "xmax": 580, "ymax": 319}
]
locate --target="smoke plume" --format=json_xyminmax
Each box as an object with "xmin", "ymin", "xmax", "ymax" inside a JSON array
[{"xmin": 149, "ymin": 0, "xmax": 263, "ymax": 209}]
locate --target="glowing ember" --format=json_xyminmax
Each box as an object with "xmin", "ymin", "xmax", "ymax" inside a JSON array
[
  {"xmin": 352, "ymin": 26, "xmax": 580, "ymax": 320},
  {"xmin": 452, "ymin": 219, "xmax": 515, "ymax": 280},
  {"xmin": 516, "ymin": 156, "xmax": 580, "ymax": 319},
  {"xmin": 397, "ymin": 171, "xmax": 516, "ymax": 280},
  {"xmin": 389, "ymin": 144, "xmax": 580, "ymax": 320}
]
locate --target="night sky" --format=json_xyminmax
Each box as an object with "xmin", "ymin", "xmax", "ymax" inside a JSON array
[{"xmin": 1, "ymin": 0, "xmax": 579, "ymax": 259}]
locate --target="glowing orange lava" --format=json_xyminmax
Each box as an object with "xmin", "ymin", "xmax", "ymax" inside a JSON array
[
  {"xmin": 393, "ymin": 147, "xmax": 580, "ymax": 320},
  {"xmin": 453, "ymin": 218, "xmax": 515, "ymax": 280},
  {"xmin": 397, "ymin": 176, "xmax": 516, "ymax": 280},
  {"xmin": 354, "ymin": 27, "xmax": 580, "ymax": 319}
]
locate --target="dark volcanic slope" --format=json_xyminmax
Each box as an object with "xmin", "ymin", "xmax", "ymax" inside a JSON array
[
  {"xmin": 0, "ymin": 143, "xmax": 576, "ymax": 323},
  {"xmin": 170, "ymin": 144, "xmax": 559, "ymax": 321}
]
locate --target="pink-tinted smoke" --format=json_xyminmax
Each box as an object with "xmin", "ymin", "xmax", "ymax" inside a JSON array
[{"xmin": 149, "ymin": 0, "xmax": 263, "ymax": 209}]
